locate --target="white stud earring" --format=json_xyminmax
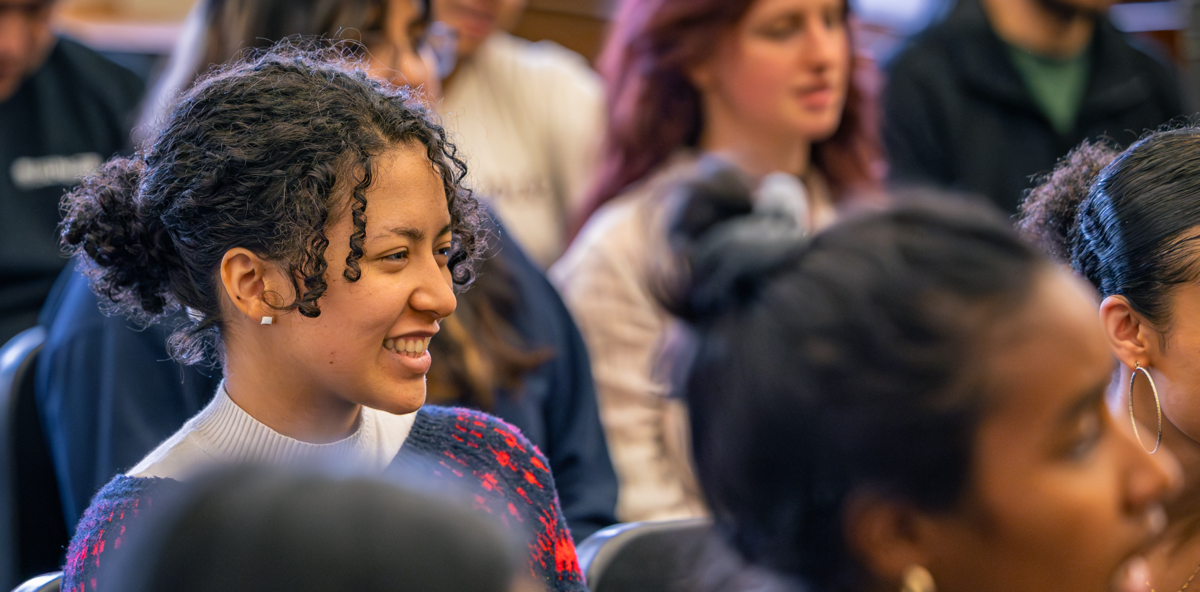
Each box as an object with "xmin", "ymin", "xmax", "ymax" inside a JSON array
[{"xmin": 260, "ymin": 316, "xmax": 274, "ymax": 325}]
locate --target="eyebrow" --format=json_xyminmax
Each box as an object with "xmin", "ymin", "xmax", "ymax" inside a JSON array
[
  {"xmin": 376, "ymin": 223, "xmax": 452, "ymax": 241},
  {"xmin": 1058, "ymin": 376, "xmax": 1111, "ymax": 424}
]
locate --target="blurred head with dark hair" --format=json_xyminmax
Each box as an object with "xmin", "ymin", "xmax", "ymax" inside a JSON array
[
  {"xmin": 578, "ymin": 0, "xmax": 880, "ymax": 233},
  {"xmin": 664, "ymin": 165, "xmax": 1178, "ymax": 592},
  {"xmin": 97, "ymin": 467, "xmax": 528, "ymax": 592}
]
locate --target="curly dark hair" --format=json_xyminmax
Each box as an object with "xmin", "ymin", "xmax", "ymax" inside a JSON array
[
  {"xmin": 61, "ymin": 43, "xmax": 483, "ymax": 364},
  {"xmin": 1018, "ymin": 126, "xmax": 1200, "ymax": 332}
]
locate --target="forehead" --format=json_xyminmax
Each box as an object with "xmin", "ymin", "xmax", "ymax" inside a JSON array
[
  {"xmin": 978, "ymin": 269, "xmax": 1110, "ymax": 433},
  {"xmin": 361, "ymin": 144, "xmax": 449, "ymax": 224},
  {"xmin": 744, "ymin": 0, "xmax": 844, "ymax": 17}
]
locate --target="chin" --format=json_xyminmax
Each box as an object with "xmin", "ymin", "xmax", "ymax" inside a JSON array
[
  {"xmin": 366, "ymin": 385, "xmax": 427, "ymax": 416},
  {"xmin": 802, "ymin": 114, "xmax": 846, "ymax": 144}
]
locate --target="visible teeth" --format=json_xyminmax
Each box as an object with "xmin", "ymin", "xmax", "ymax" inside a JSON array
[{"xmin": 385, "ymin": 337, "xmax": 431, "ymax": 357}]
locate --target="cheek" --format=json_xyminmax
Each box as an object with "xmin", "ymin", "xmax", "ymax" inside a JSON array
[
  {"xmin": 1153, "ymin": 351, "xmax": 1200, "ymax": 440},
  {"xmin": 497, "ymin": 0, "xmax": 528, "ymax": 28},
  {"xmin": 719, "ymin": 48, "xmax": 794, "ymax": 111}
]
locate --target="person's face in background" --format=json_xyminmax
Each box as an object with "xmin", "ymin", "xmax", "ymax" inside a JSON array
[
  {"xmin": 0, "ymin": 0, "xmax": 54, "ymax": 102},
  {"xmin": 691, "ymin": 0, "xmax": 850, "ymax": 149},
  {"xmin": 365, "ymin": 0, "xmax": 440, "ymax": 99},
  {"xmin": 431, "ymin": 0, "xmax": 526, "ymax": 59},
  {"xmin": 901, "ymin": 269, "xmax": 1179, "ymax": 592}
]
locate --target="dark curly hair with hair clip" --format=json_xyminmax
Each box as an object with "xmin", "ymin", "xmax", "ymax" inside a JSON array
[
  {"xmin": 1018, "ymin": 126, "xmax": 1200, "ymax": 333},
  {"xmin": 60, "ymin": 42, "xmax": 482, "ymax": 364}
]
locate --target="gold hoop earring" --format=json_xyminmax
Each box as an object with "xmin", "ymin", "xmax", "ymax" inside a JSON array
[
  {"xmin": 901, "ymin": 565, "xmax": 935, "ymax": 592},
  {"xmin": 1128, "ymin": 363, "xmax": 1163, "ymax": 454}
]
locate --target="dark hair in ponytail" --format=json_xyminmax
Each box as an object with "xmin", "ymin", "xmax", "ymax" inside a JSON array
[
  {"xmin": 1018, "ymin": 127, "xmax": 1200, "ymax": 331},
  {"xmin": 61, "ymin": 43, "xmax": 482, "ymax": 364},
  {"xmin": 662, "ymin": 171, "xmax": 1045, "ymax": 590}
]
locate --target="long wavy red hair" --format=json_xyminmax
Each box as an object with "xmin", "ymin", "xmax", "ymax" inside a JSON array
[{"xmin": 575, "ymin": 0, "xmax": 881, "ymax": 235}]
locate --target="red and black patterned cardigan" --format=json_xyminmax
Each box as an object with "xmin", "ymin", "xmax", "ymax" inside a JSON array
[{"xmin": 63, "ymin": 406, "xmax": 587, "ymax": 592}]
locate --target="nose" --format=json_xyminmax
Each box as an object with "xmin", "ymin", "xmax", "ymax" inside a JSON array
[
  {"xmin": 366, "ymin": 42, "xmax": 438, "ymax": 101},
  {"xmin": 0, "ymin": 12, "xmax": 31, "ymax": 63},
  {"xmin": 408, "ymin": 251, "xmax": 457, "ymax": 321},
  {"xmin": 1117, "ymin": 411, "xmax": 1182, "ymax": 517},
  {"xmin": 799, "ymin": 13, "xmax": 844, "ymax": 72},
  {"xmin": 396, "ymin": 44, "xmax": 435, "ymax": 97}
]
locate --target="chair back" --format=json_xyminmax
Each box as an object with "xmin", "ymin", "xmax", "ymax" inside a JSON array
[
  {"xmin": 0, "ymin": 328, "xmax": 68, "ymax": 588},
  {"xmin": 576, "ymin": 518, "xmax": 711, "ymax": 592},
  {"xmin": 10, "ymin": 571, "xmax": 60, "ymax": 592}
]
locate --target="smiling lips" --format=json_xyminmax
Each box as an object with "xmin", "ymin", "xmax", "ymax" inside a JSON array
[
  {"xmin": 796, "ymin": 83, "xmax": 834, "ymax": 110},
  {"xmin": 384, "ymin": 337, "xmax": 431, "ymax": 357}
]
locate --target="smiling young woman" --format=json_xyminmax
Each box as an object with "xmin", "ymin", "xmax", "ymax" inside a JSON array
[
  {"xmin": 56, "ymin": 45, "xmax": 584, "ymax": 592},
  {"xmin": 660, "ymin": 163, "xmax": 1180, "ymax": 592}
]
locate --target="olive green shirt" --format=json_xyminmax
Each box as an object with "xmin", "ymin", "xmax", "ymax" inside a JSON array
[{"xmin": 1007, "ymin": 43, "xmax": 1091, "ymax": 135}]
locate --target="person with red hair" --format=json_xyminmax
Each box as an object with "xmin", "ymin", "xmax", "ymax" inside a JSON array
[{"xmin": 549, "ymin": 0, "xmax": 880, "ymax": 523}]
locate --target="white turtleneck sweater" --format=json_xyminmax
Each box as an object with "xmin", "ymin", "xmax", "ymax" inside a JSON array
[{"xmin": 127, "ymin": 383, "xmax": 417, "ymax": 480}]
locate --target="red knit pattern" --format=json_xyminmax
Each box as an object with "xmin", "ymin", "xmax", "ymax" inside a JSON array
[
  {"xmin": 422, "ymin": 408, "xmax": 584, "ymax": 588},
  {"xmin": 61, "ymin": 407, "xmax": 586, "ymax": 592}
]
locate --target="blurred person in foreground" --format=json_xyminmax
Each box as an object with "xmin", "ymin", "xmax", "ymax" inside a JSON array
[
  {"xmin": 39, "ymin": 0, "xmax": 616, "ymax": 542},
  {"xmin": 0, "ymin": 0, "xmax": 142, "ymax": 345},
  {"xmin": 883, "ymin": 0, "xmax": 1184, "ymax": 215},
  {"xmin": 97, "ymin": 467, "xmax": 535, "ymax": 592},
  {"xmin": 432, "ymin": 0, "xmax": 604, "ymax": 268},
  {"xmin": 663, "ymin": 165, "xmax": 1180, "ymax": 592},
  {"xmin": 550, "ymin": 0, "xmax": 880, "ymax": 523}
]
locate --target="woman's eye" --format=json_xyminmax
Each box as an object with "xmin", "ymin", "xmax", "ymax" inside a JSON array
[
  {"xmin": 755, "ymin": 16, "xmax": 802, "ymax": 40},
  {"xmin": 435, "ymin": 245, "xmax": 452, "ymax": 258},
  {"xmin": 1067, "ymin": 411, "xmax": 1104, "ymax": 459},
  {"xmin": 385, "ymin": 250, "xmax": 409, "ymax": 261}
]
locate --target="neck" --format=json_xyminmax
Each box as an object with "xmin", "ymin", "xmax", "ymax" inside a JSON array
[
  {"xmin": 222, "ymin": 340, "xmax": 361, "ymax": 444},
  {"xmin": 699, "ymin": 116, "xmax": 811, "ymax": 179},
  {"xmin": 980, "ymin": 0, "xmax": 1099, "ymax": 59}
]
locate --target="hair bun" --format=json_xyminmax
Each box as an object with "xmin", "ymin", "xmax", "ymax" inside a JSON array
[
  {"xmin": 1017, "ymin": 139, "xmax": 1119, "ymax": 266},
  {"xmin": 662, "ymin": 156, "xmax": 808, "ymax": 322},
  {"xmin": 61, "ymin": 156, "xmax": 181, "ymax": 318}
]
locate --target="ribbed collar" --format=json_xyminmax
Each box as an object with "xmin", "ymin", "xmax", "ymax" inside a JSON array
[
  {"xmin": 129, "ymin": 382, "xmax": 417, "ymax": 480},
  {"xmin": 193, "ymin": 383, "xmax": 374, "ymax": 465}
]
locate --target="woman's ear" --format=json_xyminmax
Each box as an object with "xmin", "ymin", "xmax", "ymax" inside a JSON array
[
  {"xmin": 1099, "ymin": 295, "xmax": 1157, "ymax": 368},
  {"xmin": 219, "ymin": 248, "xmax": 290, "ymax": 322},
  {"xmin": 842, "ymin": 492, "xmax": 936, "ymax": 589}
]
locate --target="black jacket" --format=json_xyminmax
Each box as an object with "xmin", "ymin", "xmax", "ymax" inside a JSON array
[
  {"xmin": 882, "ymin": 0, "xmax": 1185, "ymax": 214},
  {"xmin": 0, "ymin": 38, "xmax": 143, "ymax": 345}
]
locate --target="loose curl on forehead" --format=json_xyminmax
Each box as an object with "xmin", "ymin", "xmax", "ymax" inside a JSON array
[{"xmin": 61, "ymin": 43, "xmax": 483, "ymax": 364}]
